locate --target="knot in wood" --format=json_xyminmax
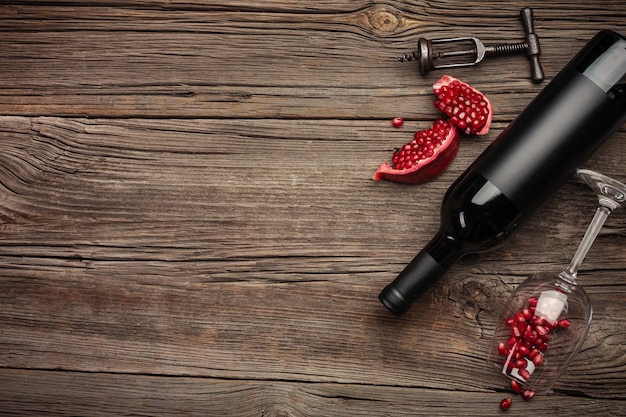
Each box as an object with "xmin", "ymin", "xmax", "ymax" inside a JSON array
[
  {"xmin": 446, "ymin": 277, "xmax": 499, "ymax": 320},
  {"xmin": 367, "ymin": 7, "xmax": 400, "ymax": 35}
]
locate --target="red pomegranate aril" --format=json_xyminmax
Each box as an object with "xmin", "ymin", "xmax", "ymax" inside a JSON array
[
  {"xmin": 515, "ymin": 312, "xmax": 527, "ymax": 324},
  {"xmin": 510, "ymin": 379, "xmax": 523, "ymax": 393},
  {"xmin": 523, "ymin": 330, "xmax": 537, "ymax": 344},
  {"xmin": 392, "ymin": 117, "xmax": 404, "ymax": 128},
  {"xmin": 500, "ymin": 398, "xmax": 512, "ymax": 410},
  {"xmin": 528, "ymin": 348, "xmax": 540, "ymax": 360},
  {"xmin": 522, "ymin": 389, "xmax": 536, "ymax": 401},
  {"xmin": 498, "ymin": 342, "xmax": 508, "ymax": 356},
  {"xmin": 538, "ymin": 341, "xmax": 549, "ymax": 352},
  {"xmin": 532, "ymin": 353, "xmax": 544, "ymax": 367},
  {"xmin": 527, "ymin": 297, "xmax": 538, "ymax": 307},
  {"xmin": 511, "ymin": 326, "xmax": 522, "ymax": 339},
  {"xmin": 507, "ymin": 336, "xmax": 517, "ymax": 347},
  {"xmin": 505, "ymin": 317, "xmax": 516, "ymax": 327},
  {"xmin": 515, "ymin": 359, "xmax": 527, "ymax": 369},
  {"xmin": 535, "ymin": 325, "xmax": 549, "ymax": 337},
  {"xmin": 517, "ymin": 345, "xmax": 530, "ymax": 356},
  {"xmin": 559, "ymin": 318, "xmax": 571, "ymax": 329},
  {"xmin": 522, "ymin": 308, "xmax": 533, "ymax": 321},
  {"xmin": 519, "ymin": 369, "xmax": 531, "ymax": 381}
]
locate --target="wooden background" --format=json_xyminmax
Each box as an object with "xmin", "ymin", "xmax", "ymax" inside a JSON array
[{"xmin": 0, "ymin": 1, "xmax": 625, "ymax": 416}]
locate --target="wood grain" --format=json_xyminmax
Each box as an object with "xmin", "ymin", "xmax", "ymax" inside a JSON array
[{"xmin": 0, "ymin": 1, "xmax": 625, "ymax": 415}]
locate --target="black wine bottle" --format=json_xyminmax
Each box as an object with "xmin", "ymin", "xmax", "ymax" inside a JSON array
[{"xmin": 380, "ymin": 30, "xmax": 626, "ymax": 316}]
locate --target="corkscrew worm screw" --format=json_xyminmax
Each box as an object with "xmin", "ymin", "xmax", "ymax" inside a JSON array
[{"xmin": 398, "ymin": 7, "xmax": 544, "ymax": 83}]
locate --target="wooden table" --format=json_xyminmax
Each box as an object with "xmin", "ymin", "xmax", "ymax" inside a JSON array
[{"xmin": 1, "ymin": 1, "xmax": 625, "ymax": 415}]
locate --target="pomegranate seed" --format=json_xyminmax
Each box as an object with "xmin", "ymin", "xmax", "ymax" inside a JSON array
[
  {"xmin": 500, "ymin": 398, "xmax": 512, "ymax": 410},
  {"xmin": 523, "ymin": 330, "xmax": 537, "ymax": 344},
  {"xmin": 522, "ymin": 389, "xmax": 535, "ymax": 401},
  {"xmin": 535, "ymin": 325, "xmax": 549, "ymax": 337},
  {"xmin": 498, "ymin": 342, "xmax": 508, "ymax": 356},
  {"xmin": 527, "ymin": 297, "xmax": 538, "ymax": 307},
  {"xmin": 532, "ymin": 316, "xmax": 546, "ymax": 327},
  {"xmin": 517, "ymin": 345, "xmax": 529, "ymax": 356},
  {"xmin": 521, "ymin": 308, "xmax": 533, "ymax": 321},
  {"xmin": 528, "ymin": 348, "xmax": 540, "ymax": 360},
  {"xmin": 515, "ymin": 359, "xmax": 527, "ymax": 369},
  {"xmin": 514, "ymin": 313, "xmax": 527, "ymax": 324},
  {"xmin": 391, "ymin": 117, "xmax": 404, "ymax": 128},
  {"xmin": 559, "ymin": 318, "xmax": 571, "ymax": 329},
  {"xmin": 507, "ymin": 337, "xmax": 517, "ymax": 347},
  {"xmin": 505, "ymin": 317, "xmax": 516, "ymax": 327},
  {"xmin": 511, "ymin": 326, "xmax": 522, "ymax": 339},
  {"xmin": 532, "ymin": 353, "xmax": 544, "ymax": 366},
  {"xmin": 519, "ymin": 369, "xmax": 531, "ymax": 381},
  {"xmin": 510, "ymin": 379, "xmax": 523, "ymax": 393}
]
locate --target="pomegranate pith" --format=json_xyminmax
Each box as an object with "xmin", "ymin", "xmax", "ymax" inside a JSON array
[
  {"xmin": 373, "ymin": 118, "xmax": 460, "ymax": 184},
  {"xmin": 433, "ymin": 75, "xmax": 493, "ymax": 135}
]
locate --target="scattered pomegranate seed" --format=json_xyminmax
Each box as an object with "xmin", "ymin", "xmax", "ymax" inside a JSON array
[
  {"xmin": 558, "ymin": 318, "xmax": 571, "ymax": 329},
  {"xmin": 391, "ymin": 117, "xmax": 404, "ymax": 128},
  {"xmin": 500, "ymin": 398, "xmax": 512, "ymax": 410},
  {"xmin": 510, "ymin": 379, "xmax": 523, "ymax": 393},
  {"xmin": 522, "ymin": 389, "xmax": 536, "ymax": 401}
]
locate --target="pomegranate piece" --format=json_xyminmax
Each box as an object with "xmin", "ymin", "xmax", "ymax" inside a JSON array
[
  {"xmin": 391, "ymin": 117, "xmax": 405, "ymax": 128},
  {"xmin": 433, "ymin": 75, "xmax": 493, "ymax": 135},
  {"xmin": 373, "ymin": 118, "xmax": 460, "ymax": 184},
  {"xmin": 500, "ymin": 398, "xmax": 512, "ymax": 410}
]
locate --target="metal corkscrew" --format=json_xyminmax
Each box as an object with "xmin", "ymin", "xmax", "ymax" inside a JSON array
[{"xmin": 398, "ymin": 7, "xmax": 544, "ymax": 83}]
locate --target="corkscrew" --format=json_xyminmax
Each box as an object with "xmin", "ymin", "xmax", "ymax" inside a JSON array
[{"xmin": 398, "ymin": 7, "xmax": 544, "ymax": 83}]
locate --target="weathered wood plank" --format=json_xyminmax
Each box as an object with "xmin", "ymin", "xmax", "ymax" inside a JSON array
[
  {"xmin": 0, "ymin": 2, "xmax": 624, "ymax": 118},
  {"xmin": 1, "ymin": 1, "xmax": 626, "ymax": 415},
  {"xmin": 0, "ymin": 369, "xmax": 622, "ymax": 417},
  {"xmin": 0, "ymin": 117, "xmax": 624, "ymax": 401}
]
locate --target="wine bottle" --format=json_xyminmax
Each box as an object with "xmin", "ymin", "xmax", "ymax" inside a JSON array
[{"xmin": 379, "ymin": 30, "xmax": 626, "ymax": 316}]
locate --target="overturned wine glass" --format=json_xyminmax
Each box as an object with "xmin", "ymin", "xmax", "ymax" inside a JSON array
[{"xmin": 488, "ymin": 168, "xmax": 626, "ymax": 396}]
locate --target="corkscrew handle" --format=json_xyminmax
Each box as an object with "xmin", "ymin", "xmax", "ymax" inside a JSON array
[{"xmin": 520, "ymin": 7, "xmax": 545, "ymax": 83}]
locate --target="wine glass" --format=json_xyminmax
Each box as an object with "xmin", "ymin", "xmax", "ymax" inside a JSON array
[{"xmin": 487, "ymin": 168, "xmax": 626, "ymax": 395}]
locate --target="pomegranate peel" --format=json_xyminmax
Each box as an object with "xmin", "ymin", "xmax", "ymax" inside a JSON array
[
  {"xmin": 433, "ymin": 75, "xmax": 493, "ymax": 136},
  {"xmin": 373, "ymin": 118, "xmax": 459, "ymax": 184}
]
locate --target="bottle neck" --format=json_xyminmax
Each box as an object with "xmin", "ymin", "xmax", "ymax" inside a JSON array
[{"xmin": 424, "ymin": 231, "xmax": 465, "ymax": 270}]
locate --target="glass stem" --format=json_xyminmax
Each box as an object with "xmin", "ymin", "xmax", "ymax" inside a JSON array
[{"xmin": 565, "ymin": 204, "xmax": 612, "ymax": 278}]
